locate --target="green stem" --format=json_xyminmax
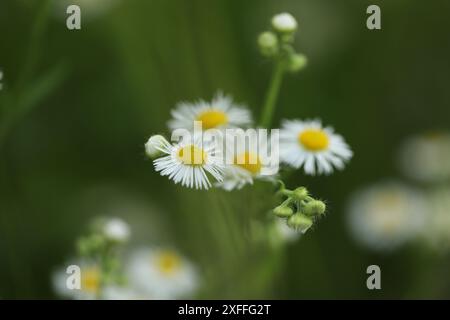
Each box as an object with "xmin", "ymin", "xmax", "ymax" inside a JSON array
[
  {"xmin": 97, "ymin": 247, "xmax": 113, "ymax": 300},
  {"xmin": 259, "ymin": 59, "xmax": 286, "ymax": 128}
]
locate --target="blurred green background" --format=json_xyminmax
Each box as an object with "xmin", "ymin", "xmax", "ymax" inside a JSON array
[{"xmin": 1, "ymin": 0, "xmax": 450, "ymax": 299}]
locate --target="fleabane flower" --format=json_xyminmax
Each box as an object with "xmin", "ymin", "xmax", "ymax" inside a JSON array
[
  {"xmin": 216, "ymin": 130, "xmax": 278, "ymax": 190},
  {"xmin": 279, "ymin": 119, "xmax": 352, "ymax": 175},
  {"xmin": 422, "ymin": 187, "xmax": 450, "ymax": 252},
  {"xmin": 52, "ymin": 260, "xmax": 101, "ymax": 300},
  {"xmin": 153, "ymin": 135, "xmax": 223, "ymax": 190},
  {"xmin": 126, "ymin": 248, "xmax": 199, "ymax": 299},
  {"xmin": 347, "ymin": 182, "xmax": 426, "ymax": 251},
  {"xmin": 168, "ymin": 92, "xmax": 252, "ymax": 131},
  {"xmin": 398, "ymin": 131, "xmax": 450, "ymax": 183},
  {"xmin": 52, "ymin": 259, "xmax": 141, "ymax": 300}
]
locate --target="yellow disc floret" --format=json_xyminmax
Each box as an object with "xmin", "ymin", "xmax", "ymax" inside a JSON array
[
  {"xmin": 177, "ymin": 145, "xmax": 207, "ymax": 165},
  {"xmin": 234, "ymin": 152, "xmax": 262, "ymax": 174},
  {"xmin": 197, "ymin": 109, "xmax": 228, "ymax": 129},
  {"xmin": 298, "ymin": 129, "xmax": 329, "ymax": 151},
  {"xmin": 156, "ymin": 251, "xmax": 182, "ymax": 276},
  {"xmin": 81, "ymin": 267, "xmax": 100, "ymax": 294}
]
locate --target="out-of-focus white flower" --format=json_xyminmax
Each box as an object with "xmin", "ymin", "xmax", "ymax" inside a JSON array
[
  {"xmin": 279, "ymin": 119, "xmax": 353, "ymax": 175},
  {"xmin": 52, "ymin": 260, "xmax": 143, "ymax": 300},
  {"xmin": 347, "ymin": 182, "xmax": 426, "ymax": 251},
  {"xmin": 398, "ymin": 132, "xmax": 450, "ymax": 183},
  {"xmin": 422, "ymin": 187, "xmax": 450, "ymax": 251},
  {"xmin": 271, "ymin": 13, "xmax": 298, "ymax": 33},
  {"xmin": 102, "ymin": 218, "xmax": 130, "ymax": 243},
  {"xmin": 126, "ymin": 248, "xmax": 198, "ymax": 299},
  {"xmin": 101, "ymin": 286, "xmax": 141, "ymax": 300},
  {"xmin": 52, "ymin": 260, "xmax": 101, "ymax": 300},
  {"xmin": 216, "ymin": 131, "xmax": 278, "ymax": 190},
  {"xmin": 168, "ymin": 92, "xmax": 252, "ymax": 131}
]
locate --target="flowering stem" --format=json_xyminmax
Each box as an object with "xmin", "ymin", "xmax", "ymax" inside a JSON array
[{"xmin": 259, "ymin": 59, "xmax": 286, "ymax": 128}]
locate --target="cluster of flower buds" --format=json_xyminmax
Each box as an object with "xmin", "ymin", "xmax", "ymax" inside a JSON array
[
  {"xmin": 76, "ymin": 218, "xmax": 130, "ymax": 288},
  {"xmin": 273, "ymin": 181, "xmax": 326, "ymax": 233},
  {"xmin": 77, "ymin": 217, "xmax": 130, "ymax": 257},
  {"xmin": 257, "ymin": 13, "xmax": 307, "ymax": 73}
]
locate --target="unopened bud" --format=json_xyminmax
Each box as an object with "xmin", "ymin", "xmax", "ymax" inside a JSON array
[
  {"xmin": 102, "ymin": 218, "xmax": 130, "ymax": 243},
  {"xmin": 145, "ymin": 135, "xmax": 169, "ymax": 159},
  {"xmin": 288, "ymin": 53, "xmax": 307, "ymax": 73},
  {"xmin": 287, "ymin": 213, "xmax": 313, "ymax": 233},
  {"xmin": 291, "ymin": 187, "xmax": 309, "ymax": 201},
  {"xmin": 258, "ymin": 31, "xmax": 278, "ymax": 57},
  {"xmin": 273, "ymin": 204, "xmax": 294, "ymax": 218},
  {"xmin": 272, "ymin": 13, "xmax": 298, "ymax": 33},
  {"xmin": 303, "ymin": 200, "xmax": 326, "ymax": 216}
]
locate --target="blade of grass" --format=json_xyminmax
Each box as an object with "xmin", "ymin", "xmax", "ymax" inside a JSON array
[{"xmin": 0, "ymin": 62, "xmax": 69, "ymax": 147}]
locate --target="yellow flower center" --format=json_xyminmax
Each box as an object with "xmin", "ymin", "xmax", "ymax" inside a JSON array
[
  {"xmin": 81, "ymin": 267, "xmax": 100, "ymax": 294},
  {"xmin": 177, "ymin": 144, "xmax": 207, "ymax": 165},
  {"xmin": 234, "ymin": 152, "xmax": 262, "ymax": 175},
  {"xmin": 156, "ymin": 251, "xmax": 182, "ymax": 276},
  {"xmin": 298, "ymin": 129, "xmax": 329, "ymax": 151},
  {"xmin": 379, "ymin": 193, "xmax": 402, "ymax": 207},
  {"xmin": 196, "ymin": 109, "xmax": 228, "ymax": 129}
]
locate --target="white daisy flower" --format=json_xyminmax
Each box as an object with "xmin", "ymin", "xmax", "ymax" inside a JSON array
[
  {"xmin": 422, "ymin": 187, "xmax": 450, "ymax": 252},
  {"xmin": 126, "ymin": 248, "xmax": 199, "ymax": 299},
  {"xmin": 347, "ymin": 182, "xmax": 426, "ymax": 251},
  {"xmin": 153, "ymin": 134, "xmax": 224, "ymax": 190},
  {"xmin": 216, "ymin": 130, "xmax": 278, "ymax": 190},
  {"xmin": 398, "ymin": 132, "xmax": 450, "ymax": 183},
  {"xmin": 52, "ymin": 260, "xmax": 101, "ymax": 300},
  {"xmin": 168, "ymin": 92, "xmax": 252, "ymax": 131},
  {"xmin": 279, "ymin": 119, "xmax": 353, "ymax": 175}
]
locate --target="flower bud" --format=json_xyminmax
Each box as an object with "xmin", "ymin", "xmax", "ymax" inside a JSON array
[
  {"xmin": 291, "ymin": 187, "xmax": 308, "ymax": 201},
  {"xmin": 303, "ymin": 200, "xmax": 326, "ymax": 216},
  {"xmin": 77, "ymin": 234, "xmax": 106, "ymax": 256},
  {"xmin": 273, "ymin": 204, "xmax": 294, "ymax": 218},
  {"xmin": 102, "ymin": 218, "xmax": 130, "ymax": 243},
  {"xmin": 288, "ymin": 53, "xmax": 307, "ymax": 73},
  {"xmin": 287, "ymin": 213, "xmax": 313, "ymax": 233},
  {"xmin": 89, "ymin": 234, "xmax": 106, "ymax": 250},
  {"xmin": 272, "ymin": 13, "xmax": 298, "ymax": 33},
  {"xmin": 145, "ymin": 135, "xmax": 169, "ymax": 159},
  {"xmin": 77, "ymin": 237, "xmax": 90, "ymax": 256},
  {"xmin": 258, "ymin": 31, "xmax": 278, "ymax": 57}
]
